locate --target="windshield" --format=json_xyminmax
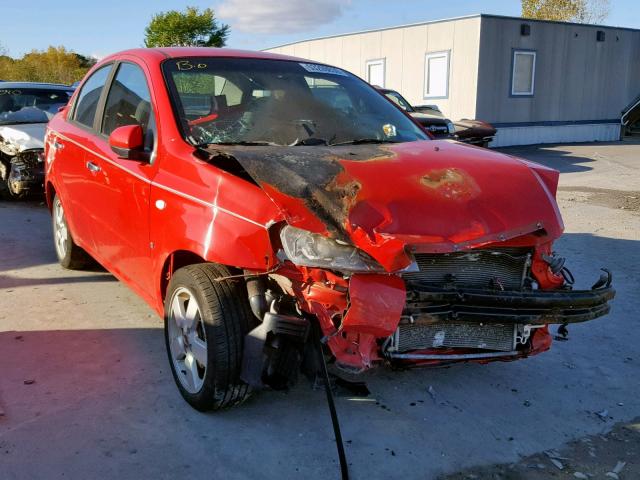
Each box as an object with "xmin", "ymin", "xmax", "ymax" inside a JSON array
[
  {"xmin": 0, "ymin": 88, "xmax": 72, "ymax": 125},
  {"xmin": 162, "ymin": 57, "xmax": 428, "ymax": 146},
  {"xmin": 384, "ymin": 91, "xmax": 414, "ymax": 112}
]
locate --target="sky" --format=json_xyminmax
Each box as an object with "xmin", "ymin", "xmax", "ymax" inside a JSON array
[{"xmin": 1, "ymin": 0, "xmax": 639, "ymax": 59}]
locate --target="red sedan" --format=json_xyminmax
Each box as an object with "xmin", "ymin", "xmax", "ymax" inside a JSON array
[{"xmin": 44, "ymin": 48, "xmax": 614, "ymax": 411}]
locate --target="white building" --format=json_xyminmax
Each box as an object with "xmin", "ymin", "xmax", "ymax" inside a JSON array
[{"xmin": 266, "ymin": 14, "xmax": 640, "ymax": 147}]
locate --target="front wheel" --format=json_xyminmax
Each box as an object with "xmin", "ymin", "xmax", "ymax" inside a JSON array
[{"xmin": 164, "ymin": 264, "xmax": 253, "ymax": 411}]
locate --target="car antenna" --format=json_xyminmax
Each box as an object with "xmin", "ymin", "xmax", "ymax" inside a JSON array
[{"xmin": 318, "ymin": 335, "xmax": 350, "ymax": 480}]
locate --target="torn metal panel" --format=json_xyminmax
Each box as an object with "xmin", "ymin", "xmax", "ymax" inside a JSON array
[{"xmin": 341, "ymin": 274, "xmax": 406, "ymax": 336}]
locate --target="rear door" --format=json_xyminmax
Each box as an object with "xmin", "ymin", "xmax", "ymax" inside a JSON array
[
  {"xmin": 51, "ymin": 64, "xmax": 114, "ymax": 251},
  {"xmin": 84, "ymin": 60, "xmax": 158, "ymax": 300}
]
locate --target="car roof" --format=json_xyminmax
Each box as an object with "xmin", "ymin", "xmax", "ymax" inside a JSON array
[
  {"xmin": 0, "ymin": 81, "xmax": 75, "ymax": 91},
  {"xmin": 102, "ymin": 47, "xmax": 310, "ymax": 65}
]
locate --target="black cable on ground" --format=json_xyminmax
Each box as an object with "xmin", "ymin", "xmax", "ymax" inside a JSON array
[{"xmin": 318, "ymin": 337, "xmax": 349, "ymax": 480}]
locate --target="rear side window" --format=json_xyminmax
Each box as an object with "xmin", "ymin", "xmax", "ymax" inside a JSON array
[
  {"xmin": 101, "ymin": 63, "xmax": 153, "ymax": 137},
  {"xmin": 73, "ymin": 65, "xmax": 112, "ymax": 128}
]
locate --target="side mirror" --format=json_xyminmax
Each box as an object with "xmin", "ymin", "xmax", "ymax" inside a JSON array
[{"xmin": 108, "ymin": 125, "xmax": 146, "ymax": 160}]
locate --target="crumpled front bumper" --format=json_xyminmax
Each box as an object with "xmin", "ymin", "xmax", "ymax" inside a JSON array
[
  {"xmin": 403, "ymin": 272, "xmax": 615, "ymax": 326},
  {"xmin": 285, "ymin": 258, "xmax": 615, "ymax": 372},
  {"xmin": 7, "ymin": 154, "xmax": 45, "ymax": 195}
]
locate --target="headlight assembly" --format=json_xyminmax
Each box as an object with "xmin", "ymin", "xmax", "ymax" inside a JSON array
[
  {"xmin": 279, "ymin": 225, "xmax": 385, "ymax": 272},
  {"xmin": 446, "ymin": 121, "xmax": 456, "ymax": 135}
]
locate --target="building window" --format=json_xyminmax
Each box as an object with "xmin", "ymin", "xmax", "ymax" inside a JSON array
[
  {"xmin": 365, "ymin": 59, "xmax": 385, "ymax": 88},
  {"xmin": 511, "ymin": 50, "xmax": 536, "ymax": 96},
  {"xmin": 424, "ymin": 51, "xmax": 450, "ymax": 99}
]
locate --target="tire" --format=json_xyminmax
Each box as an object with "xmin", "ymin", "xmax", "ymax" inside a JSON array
[
  {"xmin": 164, "ymin": 264, "xmax": 253, "ymax": 411},
  {"xmin": 0, "ymin": 180, "xmax": 10, "ymax": 200},
  {"xmin": 0, "ymin": 162, "xmax": 12, "ymax": 200},
  {"xmin": 52, "ymin": 194, "xmax": 91, "ymax": 269}
]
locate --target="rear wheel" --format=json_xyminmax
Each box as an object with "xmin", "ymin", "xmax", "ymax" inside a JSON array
[
  {"xmin": 52, "ymin": 195, "xmax": 91, "ymax": 269},
  {"xmin": 164, "ymin": 264, "xmax": 253, "ymax": 411}
]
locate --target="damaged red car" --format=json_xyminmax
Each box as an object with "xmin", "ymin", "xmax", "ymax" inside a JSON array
[{"xmin": 44, "ymin": 48, "xmax": 614, "ymax": 411}]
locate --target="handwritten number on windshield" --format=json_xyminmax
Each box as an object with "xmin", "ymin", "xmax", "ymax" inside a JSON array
[{"xmin": 176, "ymin": 60, "xmax": 208, "ymax": 71}]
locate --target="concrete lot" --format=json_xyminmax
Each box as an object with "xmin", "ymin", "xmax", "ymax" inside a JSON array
[{"xmin": 0, "ymin": 141, "xmax": 639, "ymax": 479}]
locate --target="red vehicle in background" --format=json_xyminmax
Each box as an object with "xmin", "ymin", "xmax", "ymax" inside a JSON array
[{"xmin": 45, "ymin": 48, "xmax": 614, "ymax": 411}]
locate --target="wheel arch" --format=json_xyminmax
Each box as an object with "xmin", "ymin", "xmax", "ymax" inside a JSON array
[
  {"xmin": 160, "ymin": 250, "xmax": 206, "ymax": 302},
  {"xmin": 45, "ymin": 181, "xmax": 56, "ymax": 211},
  {"xmin": 160, "ymin": 250, "xmax": 248, "ymax": 303}
]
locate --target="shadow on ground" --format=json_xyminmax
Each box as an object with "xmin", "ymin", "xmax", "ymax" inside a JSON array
[
  {"xmin": 497, "ymin": 145, "xmax": 601, "ymax": 173},
  {"xmin": 0, "ymin": 273, "xmax": 115, "ymax": 289}
]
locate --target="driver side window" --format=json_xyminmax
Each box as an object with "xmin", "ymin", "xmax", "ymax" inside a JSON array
[
  {"xmin": 101, "ymin": 62, "xmax": 155, "ymax": 154},
  {"xmin": 101, "ymin": 63, "xmax": 152, "ymax": 137}
]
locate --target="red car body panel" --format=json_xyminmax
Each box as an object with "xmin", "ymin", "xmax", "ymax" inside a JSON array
[{"xmin": 44, "ymin": 48, "xmax": 613, "ymax": 375}]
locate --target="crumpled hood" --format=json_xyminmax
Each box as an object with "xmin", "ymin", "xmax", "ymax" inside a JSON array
[
  {"xmin": 206, "ymin": 140, "xmax": 563, "ymax": 271},
  {"xmin": 0, "ymin": 123, "xmax": 46, "ymax": 156}
]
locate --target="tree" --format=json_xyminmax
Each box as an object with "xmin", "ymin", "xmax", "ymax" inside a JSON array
[
  {"xmin": 572, "ymin": 0, "xmax": 610, "ymax": 23},
  {"xmin": 0, "ymin": 46, "xmax": 92, "ymax": 84},
  {"xmin": 144, "ymin": 6, "xmax": 229, "ymax": 48},
  {"xmin": 522, "ymin": 0, "xmax": 610, "ymax": 23}
]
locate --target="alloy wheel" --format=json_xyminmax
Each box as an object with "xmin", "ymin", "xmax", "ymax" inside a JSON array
[
  {"xmin": 167, "ymin": 287, "xmax": 208, "ymax": 394},
  {"xmin": 53, "ymin": 198, "xmax": 69, "ymax": 259}
]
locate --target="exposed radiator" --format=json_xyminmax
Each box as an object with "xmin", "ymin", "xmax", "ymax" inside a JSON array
[
  {"xmin": 388, "ymin": 322, "xmax": 518, "ymax": 353},
  {"xmin": 403, "ymin": 247, "xmax": 532, "ymax": 290}
]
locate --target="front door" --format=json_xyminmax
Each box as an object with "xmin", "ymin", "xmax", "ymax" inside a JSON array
[{"xmin": 85, "ymin": 61, "xmax": 158, "ymax": 301}]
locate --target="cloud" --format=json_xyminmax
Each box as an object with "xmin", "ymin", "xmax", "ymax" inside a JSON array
[{"xmin": 218, "ymin": 0, "xmax": 348, "ymax": 34}]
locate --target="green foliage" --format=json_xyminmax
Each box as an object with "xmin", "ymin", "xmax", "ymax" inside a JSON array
[
  {"xmin": 521, "ymin": 0, "xmax": 610, "ymax": 23},
  {"xmin": 144, "ymin": 6, "xmax": 229, "ymax": 48},
  {"xmin": 0, "ymin": 46, "xmax": 92, "ymax": 84},
  {"xmin": 522, "ymin": 0, "xmax": 579, "ymax": 21}
]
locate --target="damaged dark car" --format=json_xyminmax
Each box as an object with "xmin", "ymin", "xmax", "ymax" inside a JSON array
[
  {"xmin": 379, "ymin": 87, "xmax": 497, "ymax": 147},
  {"xmin": 0, "ymin": 82, "xmax": 73, "ymax": 198},
  {"xmin": 45, "ymin": 49, "xmax": 614, "ymax": 412}
]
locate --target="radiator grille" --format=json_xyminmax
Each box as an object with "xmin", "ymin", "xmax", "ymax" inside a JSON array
[
  {"xmin": 403, "ymin": 247, "xmax": 531, "ymax": 290},
  {"xmin": 393, "ymin": 323, "xmax": 516, "ymax": 353}
]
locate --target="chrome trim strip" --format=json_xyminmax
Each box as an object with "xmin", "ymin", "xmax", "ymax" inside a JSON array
[
  {"xmin": 151, "ymin": 181, "xmax": 266, "ymax": 228},
  {"xmin": 51, "ymin": 131, "xmax": 268, "ymax": 229}
]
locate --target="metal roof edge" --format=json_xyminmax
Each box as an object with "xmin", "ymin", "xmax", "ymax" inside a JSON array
[
  {"xmin": 263, "ymin": 13, "xmax": 640, "ymax": 51},
  {"xmin": 263, "ymin": 14, "xmax": 482, "ymax": 50}
]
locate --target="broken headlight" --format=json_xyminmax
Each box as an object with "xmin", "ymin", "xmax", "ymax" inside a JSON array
[{"xmin": 279, "ymin": 225, "xmax": 385, "ymax": 272}]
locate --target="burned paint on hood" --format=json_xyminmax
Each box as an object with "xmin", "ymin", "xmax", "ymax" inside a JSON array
[
  {"xmin": 204, "ymin": 140, "xmax": 564, "ymax": 271},
  {"xmin": 205, "ymin": 144, "xmax": 392, "ymax": 238}
]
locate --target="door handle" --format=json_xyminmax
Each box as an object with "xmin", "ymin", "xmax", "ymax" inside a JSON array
[
  {"xmin": 52, "ymin": 141, "xmax": 65, "ymax": 150},
  {"xmin": 86, "ymin": 161, "xmax": 101, "ymax": 173}
]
